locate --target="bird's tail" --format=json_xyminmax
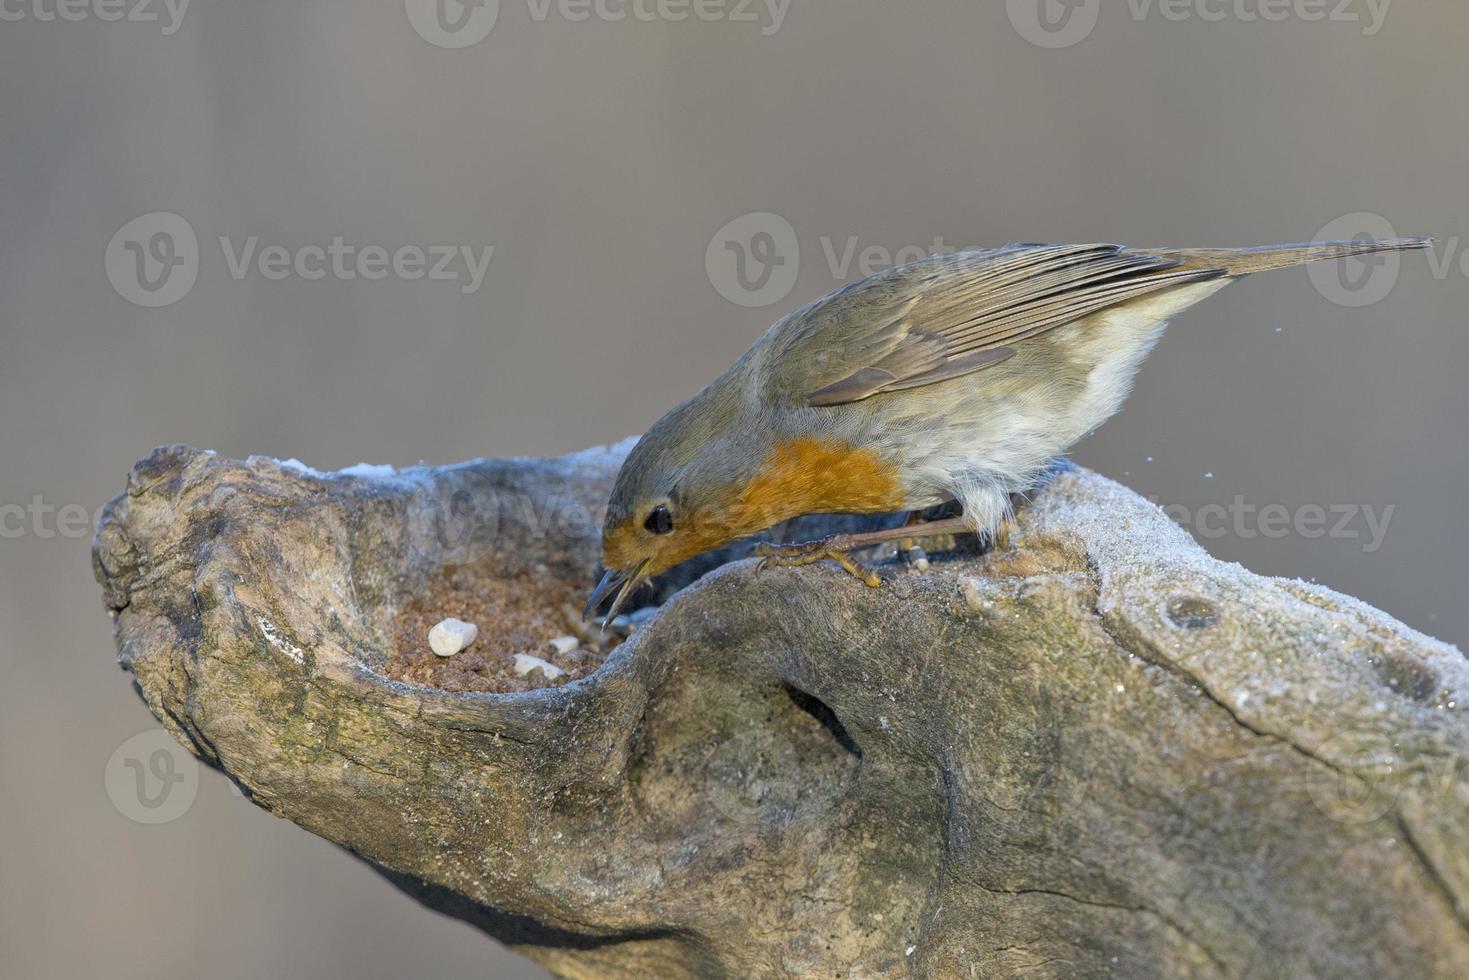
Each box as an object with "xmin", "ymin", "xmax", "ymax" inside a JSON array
[{"xmin": 1166, "ymin": 238, "xmax": 1434, "ymax": 277}]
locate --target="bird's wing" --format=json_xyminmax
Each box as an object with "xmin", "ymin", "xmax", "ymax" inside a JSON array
[{"xmin": 765, "ymin": 244, "xmax": 1227, "ymax": 407}]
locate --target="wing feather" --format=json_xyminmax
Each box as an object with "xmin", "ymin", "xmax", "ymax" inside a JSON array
[{"xmin": 779, "ymin": 244, "xmax": 1228, "ymax": 407}]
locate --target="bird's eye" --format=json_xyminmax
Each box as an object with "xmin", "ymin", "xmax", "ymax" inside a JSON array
[{"xmin": 643, "ymin": 504, "xmax": 674, "ymax": 535}]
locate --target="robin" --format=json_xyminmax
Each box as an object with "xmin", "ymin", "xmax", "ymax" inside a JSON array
[{"xmin": 587, "ymin": 238, "xmax": 1431, "ymax": 620}]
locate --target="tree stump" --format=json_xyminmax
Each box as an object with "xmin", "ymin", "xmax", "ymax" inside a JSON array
[{"xmin": 92, "ymin": 443, "xmax": 1469, "ymax": 978}]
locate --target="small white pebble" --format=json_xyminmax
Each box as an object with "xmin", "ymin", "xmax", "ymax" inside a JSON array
[
  {"xmin": 547, "ymin": 635, "xmax": 579, "ymax": 655},
  {"xmin": 428, "ymin": 618, "xmax": 478, "ymax": 657},
  {"xmin": 513, "ymin": 654, "xmax": 566, "ymax": 680}
]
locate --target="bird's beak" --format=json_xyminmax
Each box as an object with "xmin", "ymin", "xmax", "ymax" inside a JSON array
[{"xmin": 584, "ymin": 559, "xmax": 650, "ymax": 625}]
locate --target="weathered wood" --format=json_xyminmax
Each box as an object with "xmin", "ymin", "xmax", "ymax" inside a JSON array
[{"xmin": 93, "ymin": 444, "xmax": 1469, "ymax": 978}]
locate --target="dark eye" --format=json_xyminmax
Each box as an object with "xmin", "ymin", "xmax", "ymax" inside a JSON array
[{"xmin": 643, "ymin": 504, "xmax": 674, "ymax": 535}]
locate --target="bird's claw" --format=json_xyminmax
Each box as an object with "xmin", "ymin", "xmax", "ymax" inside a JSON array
[{"xmin": 752, "ymin": 539, "xmax": 882, "ymax": 588}]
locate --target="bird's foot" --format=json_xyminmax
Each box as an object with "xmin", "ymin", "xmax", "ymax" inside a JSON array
[
  {"xmin": 755, "ymin": 515, "xmax": 975, "ymax": 585},
  {"xmin": 754, "ymin": 536, "xmax": 882, "ymax": 588}
]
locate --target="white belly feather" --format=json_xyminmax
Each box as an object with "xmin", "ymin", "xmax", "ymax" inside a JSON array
[{"xmin": 895, "ymin": 279, "xmax": 1233, "ymax": 533}]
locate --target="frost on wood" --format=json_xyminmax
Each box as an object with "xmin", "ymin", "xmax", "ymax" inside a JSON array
[{"xmin": 93, "ymin": 444, "xmax": 1469, "ymax": 979}]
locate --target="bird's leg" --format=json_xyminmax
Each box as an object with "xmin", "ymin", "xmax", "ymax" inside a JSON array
[
  {"xmin": 988, "ymin": 490, "xmax": 1034, "ymax": 552},
  {"xmin": 898, "ymin": 510, "xmax": 942, "ymax": 570},
  {"xmin": 754, "ymin": 516, "xmax": 973, "ymax": 587},
  {"xmin": 990, "ymin": 519, "xmax": 1010, "ymax": 553},
  {"xmin": 897, "ymin": 510, "xmax": 923, "ymax": 554}
]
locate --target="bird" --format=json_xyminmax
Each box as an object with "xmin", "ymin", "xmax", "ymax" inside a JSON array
[{"xmin": 586, "ymin": 238, "xmax": 1431, "ymax": 621}]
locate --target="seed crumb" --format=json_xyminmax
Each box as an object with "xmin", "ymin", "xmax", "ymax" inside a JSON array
[
  {"xmin": 388, "ymin": 562, "xmax": 627, "ymax": 693},
  {"xmin": 514, "ymin": 654, "xmax": 566, "ymax": 679}
]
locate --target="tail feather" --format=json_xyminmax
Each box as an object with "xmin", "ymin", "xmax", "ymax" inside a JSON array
[{"xmin": 1164, "ymin": 238, "xmax": 1434, "ymax": 276}]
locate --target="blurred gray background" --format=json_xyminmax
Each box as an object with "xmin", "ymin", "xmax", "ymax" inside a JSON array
[{"xmin": 2, "ymin": 1, "xmax": 1465, "ymax": 977}]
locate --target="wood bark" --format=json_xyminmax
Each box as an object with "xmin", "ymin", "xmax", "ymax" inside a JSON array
[{"xmin": 93, "ymin": 444, "xmax": 1469, "ymax": 978}]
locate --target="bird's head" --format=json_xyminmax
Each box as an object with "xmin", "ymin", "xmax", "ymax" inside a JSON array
[
  {"xmin": 585, "ymin": 397, "xmax": 772, "ymax": 622},
  {"xmin": 585, "ymin": 370, "xmax": 907, "ymax": 621}
]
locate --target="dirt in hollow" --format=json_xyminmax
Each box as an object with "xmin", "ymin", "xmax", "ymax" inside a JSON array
[{"xmin": 387, "ymin": 562, "xmax": 621, "ymax": 693}]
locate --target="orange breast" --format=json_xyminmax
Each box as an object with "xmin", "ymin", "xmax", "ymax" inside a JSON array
[
  {"xmin": 730, "ymin": 437, "xmax": 906, "ymax": 528},
  {"xmin": 601, "ymin": 436, "xmax": 907, "ymax": 576}
]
